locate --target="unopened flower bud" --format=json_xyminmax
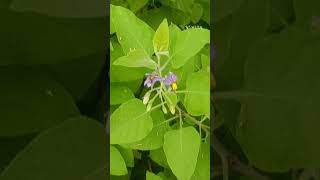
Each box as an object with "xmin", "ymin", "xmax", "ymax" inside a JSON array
[
  {"xmin": 162, "ymin": 105, "xmax": 167, "ymax": 114},
  {"xmin": 143, "ymin": 92, "xmax": 151, "ymax": 105},
  {"xmin": 169, "ymin": 106, "xmax": 175, "ymax": 115}
]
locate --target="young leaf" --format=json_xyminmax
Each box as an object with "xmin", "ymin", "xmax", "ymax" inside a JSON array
[
  {"xmin": 170, "ymin": 28, "xmax": 210, "ymax": 69},
  {"xmin": 146, "ymin": 171, "xmax": 163, "ymax": 180},
  {"xmin": 163, "ymin": 127, "xmax": 200, "ymax": 180},
  {"xmin": 110, "ymin": 83, "xmax": 135, "ymax": 105},
  {"xmin": 128, "ymin": 110, "xmax": 169, "ymax": 150},
  {"xmin": 153, "ymin": 19, "xmax": 170, "ymax": 55},
  {"xmin": 184, "ymin": 70, "xmax": 210, "ymax": 116},
  {"xmin": 111, "ymin": 5, "xmax": 155, "ymax": 56},
  {"xmin": 110, "ymin": 145, "xmax": 128, "ymax": 176},
  {"xmin": 110, "ymin": 98, "xmax": 153, "ymax": 144},
  {"xmin": 113, "ymin": 49, "xmax": 157, "ymax": 70}
]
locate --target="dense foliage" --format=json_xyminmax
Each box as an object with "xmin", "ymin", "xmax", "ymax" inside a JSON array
[
  {"xmin": 109, "ymin": 0, "xmax": 211, "ymax": 179},
  {"xmin": 214, "ymin": 0, "xmax": 320, "ymax": 179},
  {"xmin": 0, "ymin": 2, "xmax": 107, "ymax": 180}
]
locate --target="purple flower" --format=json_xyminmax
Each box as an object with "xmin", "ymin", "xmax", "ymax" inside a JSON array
[
  {"xmin": 164, "ymin": 72, "xmax": 177, "ymax": 86},
  {"xmin": 144, "ymin": 73, "xmax": 162, "ymax": 88},
  {"xmin": 164, "ymin": 72, "xmax": 178, "ymax": 91}
]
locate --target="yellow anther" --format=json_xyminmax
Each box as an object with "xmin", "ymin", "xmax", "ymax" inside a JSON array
[{"xmin": 171, "ymin": 82, "xmax": 178, "ymax": 91}]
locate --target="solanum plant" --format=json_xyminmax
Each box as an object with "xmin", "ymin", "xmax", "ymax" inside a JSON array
[{"xmin": 110, "ymin": 4, "xmax": 210, "ymax": 180}]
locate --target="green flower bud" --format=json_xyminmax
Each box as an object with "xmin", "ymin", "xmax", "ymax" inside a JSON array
[
  {"xmin": 162, "ymin": 105, "xmax": 167, "ymax": 114},
  {"xmin": 143, "ymin": 91, "xmax": 151, "ymax": 105}
]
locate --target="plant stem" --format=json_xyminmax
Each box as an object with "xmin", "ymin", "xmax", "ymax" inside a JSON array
[
  {"xmin": 154, "ymin": 115, "xmax": 179, "ymax": 127},
  {"xmin": 212, "ymin": 135, "xmax": 272, "ymax": 180}
]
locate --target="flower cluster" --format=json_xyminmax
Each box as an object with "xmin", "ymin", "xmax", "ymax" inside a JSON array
[{"xmin": 144, "ymin": 72, "xmax": 178, "ymax": 91}]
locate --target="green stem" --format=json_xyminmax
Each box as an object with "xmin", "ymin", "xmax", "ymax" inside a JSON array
[
  {"xmin": 160, "ymin": 57, "xmax": 171, "ymax": 71},
  {"xmin": 154, "ymin": 115, "xmax": 179, "ymax": 128}
]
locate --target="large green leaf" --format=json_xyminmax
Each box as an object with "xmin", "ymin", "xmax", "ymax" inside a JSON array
[
  {"xmin": 110, "ymin": 98, "xmax": 153, "ymax": 144},
  {"xmin": 110, "ymin": 41, "xmax": 148, "ymax": 82},
  {"xmin": 184, "ymin": 69, "xmax": 210, "ymax": 116},
  {"xmin": 110, "ymin": 5, "xmax": 155, "ymax": 56},
  {"xmin": 110, "ymin": 145, "xmax": 128, "ymax": 176},
  {"xmin": 163, "ymin": 127, "xmax": 200, "ymax": 180},
  {"xmin": 128, "ymin": 110, "xmax": 169, "ymax": 150},
  {"xmin": 113, "ymin": 49, "xmax": 157, "ymax": 70},
  {"xmin": 0, "ymin": 66, "xmax": 79, "ymax": 136},
  {"xmin": 190, "ymin": 141, "xmax": 210, "ymax": 180},
  {"xmin": 110, "ymin": 83, "xmax": 135, "ymax": 105},
  {"xmin": 170, "ymin": 28, "xmax": 210, "ymax": 69},
  {"xmin": 234, "ymin": 28, "xmax": 320, "ymax": 172},
  {"xmin": 0, "ymin": 117, "xmax": 107, "ymax": 179}
]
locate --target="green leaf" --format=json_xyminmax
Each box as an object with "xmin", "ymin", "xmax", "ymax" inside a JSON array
[
  {"xmin": 111, "ymin": 5, "xmax": 155, "ymax": 56},
  {"xmin": 113, "ymin": 49, "xmax": 157, "ymax": 70},
  {"xmin": 233, "ymin": 28, "xmax": 320, "ymax": 172},
  {"xmin": 170, "ymin": 28, "xmax": 210, "ymax": 69},
  {"xmin": 110, "ymin": 145, "xmax": 128, "ymax": 176},
  {"xmin": 0, "ymin": 66, "xmax": 79, "ymax": 136},
  {"xmin": 153, "ymin": 19, "xmax": 170, "ymax": 54},
  {"xmin": 184, "ymin": 70, "xmax": 210, "ymax": 116},
  {"xmin": 0, "ymin": 117, "xmax": 107, "ymax": 179},
  {"xmin": 110, "ymin": 41, "xmax": 148, "ymax": 82},
  {"xmin": 190, "ymin": 141, "xmax": 210, "ymax": 180},
  {"xmin": 110, "ymin": 83, "xmax": 135, "ymax": 105},
  {"xmin": 116, "ymin": 145, "xmax": 134, "ymax": 168},
  {"xmin": 128, "ymin": 110, "xmax": 169, "ymax": 150},
  {"xmin": 163, "ymin": 127, "xmax": 200, "ymax": 180},
  {"xmin": 127, "ymin": 0, "xmax": 148, "ymax": 12},
  {"xmin": 149, "ymin": 148, "xmax": 170, "ymax": 168},
  {"xmin": 163, "ymin": 92, "xmax": 178, "ymax": 114},
  {"xmin": 110, "ymin": 98, "xmax": 153, "ymax": 144},
  {"xmin": 146, "ymin": 171, "xmax": 163, "ymax": 180}
]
